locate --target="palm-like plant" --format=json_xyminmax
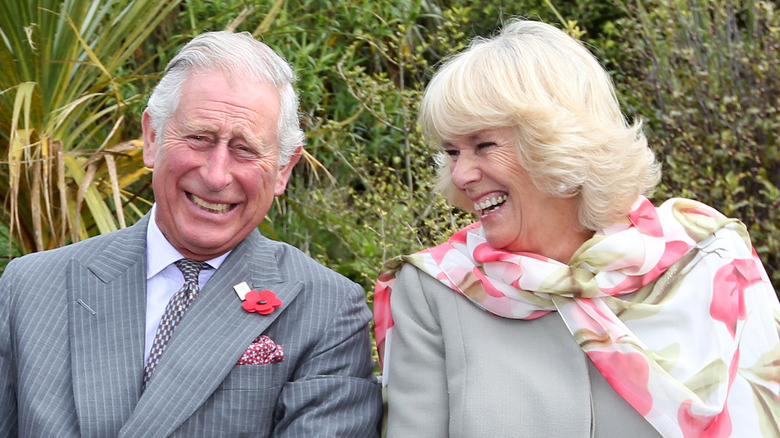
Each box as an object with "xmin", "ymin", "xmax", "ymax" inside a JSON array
[{"xmin": 0, "ymin": 0, "xmax": 183, "ymax": 258}]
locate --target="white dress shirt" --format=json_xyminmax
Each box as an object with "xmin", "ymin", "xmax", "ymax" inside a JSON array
[{"xmin": 144, "ymin": 204, "xmax": 229, "ymax": 361}]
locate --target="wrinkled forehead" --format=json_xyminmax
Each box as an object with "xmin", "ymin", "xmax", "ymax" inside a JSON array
[{"xmin": 170, "ymin": 72, "xmax": 280, "ymax": 138}]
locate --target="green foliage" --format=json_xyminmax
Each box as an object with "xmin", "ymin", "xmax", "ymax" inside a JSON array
[
  {"xmin": 0, "ymin": 0, "xmax": 184, "ymax": 255},
  {"xmin": 608, "ymin": 0, "xmax": 780, "ymax": 287},
  {"xmin": 2, "ymin": 0, "xmax": 777, "ymax": 299},
  {"xmin": 432, "ymin": 0, "xmax": 627, "ymax": 42},
  {"xmin": 0, "ymin": 221, "xmax": 22, "ymax": 272},
  {"xmin": 173, "ymin": 0, "xmax": 478, "ymax": 293}
]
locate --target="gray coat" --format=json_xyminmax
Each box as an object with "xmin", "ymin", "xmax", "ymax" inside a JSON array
[
  {"xmin": 384, "ymin": 263, "xmax": 661, "ymax": 437},
  {"xmin": 0, "ymin": 214, "xmax": 381, "ymax": 437}
]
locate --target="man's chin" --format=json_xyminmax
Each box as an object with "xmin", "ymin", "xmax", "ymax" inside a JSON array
[{"xmin": 178, "ymin": 233, "xmax": 244, "ymax": 259}]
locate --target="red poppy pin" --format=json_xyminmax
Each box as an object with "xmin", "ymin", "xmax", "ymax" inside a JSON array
[{"xmin": 233, "ymin": 282, "xmax": 282, "ymax": 315}]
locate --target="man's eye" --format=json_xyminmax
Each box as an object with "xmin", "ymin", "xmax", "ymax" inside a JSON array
[{"xmin": 233, "ymin": 145, "xmax": 260, "ymax": 159}]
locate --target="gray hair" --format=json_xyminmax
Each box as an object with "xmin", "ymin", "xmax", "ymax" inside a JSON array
[
  {"xmin": 145, "ymin": 31, "xmax": 304, "ymax": 167},
  {"xmin": 419, "ymin": 20, "xmax": 661, "ymax": 231}
]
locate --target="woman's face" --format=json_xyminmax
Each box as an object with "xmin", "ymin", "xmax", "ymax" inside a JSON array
[{"xmin": 443, "ymin": 128, "xmax": 582, "ymax": 258}]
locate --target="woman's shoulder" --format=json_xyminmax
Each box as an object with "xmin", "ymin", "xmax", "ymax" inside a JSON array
[
  {"xmin": 393, "ymin": 261, "xmax": 476, "ymax": 308},
  {"xmin": 391, "ymin": 262, "xmax": 454, "ymax": 316}
]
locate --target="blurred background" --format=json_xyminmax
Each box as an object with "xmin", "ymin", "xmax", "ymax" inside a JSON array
[{"xmin": 2, "ymin": 0, "xmax": 778, "ymax": 311}]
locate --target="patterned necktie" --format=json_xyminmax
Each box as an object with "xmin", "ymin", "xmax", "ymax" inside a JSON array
[{"xmin": 143, "ymin": 258, "xmax": 208, "ymax": 389}]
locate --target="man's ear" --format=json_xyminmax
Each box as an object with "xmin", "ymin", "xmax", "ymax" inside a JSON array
[
  {"xmin": 141, "ymin": 111, "xmax": 158, "ymax": 169},
  {"xmin": 274, "ymin": 146, "xmax": 303, "ymax": 196}
]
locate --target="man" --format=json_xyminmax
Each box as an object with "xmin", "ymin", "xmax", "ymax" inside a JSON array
[{"xmin": 0, "ymin": 31, "xmax": 382, "ymax": 437}]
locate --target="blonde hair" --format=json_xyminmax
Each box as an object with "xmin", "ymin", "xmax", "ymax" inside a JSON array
[{"xmin": 419, "ymin": 20, "xmax": 660, "ymax": 231}]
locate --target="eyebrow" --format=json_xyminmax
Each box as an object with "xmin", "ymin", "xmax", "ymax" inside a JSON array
[
  {"xmin": 441, "ymin": 132, "xmax": 490, "ymax": 147},
  {"xmin": 182, "ymin": 121, "xmax": 268, "ymax": 150},
  {"xmin": 467, "ymin": 132, "xmax": 490, "ymax": 141}
]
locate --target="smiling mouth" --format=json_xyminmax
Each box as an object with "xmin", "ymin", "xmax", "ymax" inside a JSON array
[
  {"xmin": 475, "ymin": 194, "xmax": 507, "ymax": 216},
  {"xmin": 188, "ymin": 193, "xmax": 235, "ymax": 214}
]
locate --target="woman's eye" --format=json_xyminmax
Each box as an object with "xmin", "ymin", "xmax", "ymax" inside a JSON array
[
  {"xmin": 476, "ymin": 142, "xmax": 495, "ymax": 151},
  {"xmin": 444, "ymin": 149, "xmax": 459, "ymax": 158}
]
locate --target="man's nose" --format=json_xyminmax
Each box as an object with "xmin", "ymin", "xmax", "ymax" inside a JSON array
[{"xmin": 202, "ymin": 145, "xmax": 233, "ymax": 190}]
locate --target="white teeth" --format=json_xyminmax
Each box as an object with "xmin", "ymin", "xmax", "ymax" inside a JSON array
[
  {"xmin": 474, "ymin": 195, "xmax": 507, "ymax": 212},
  {"xmin": 189, "ymin": 193, "xmax": 232, "ymax": 213}
]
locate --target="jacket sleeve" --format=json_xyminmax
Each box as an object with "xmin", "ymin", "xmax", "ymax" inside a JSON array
[
  {"xmin": 384, "ymin": 264, "xmax": 449, "ymax": 438},
  {"xmin": 0, "ymin": 261, "xmax": 19, "ymax": 437},
  {"xmin": 272, "ymin": 281, "xmax": 382, "ymax": 437}
]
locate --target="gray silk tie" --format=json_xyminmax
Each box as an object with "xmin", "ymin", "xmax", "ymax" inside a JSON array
[{"xmin": 143, "ymin": 259, "xmax": 207, "ymax": 390}]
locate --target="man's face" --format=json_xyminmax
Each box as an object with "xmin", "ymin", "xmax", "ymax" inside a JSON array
[{"xmin": 142, "ymin": 70, "xmax": 299, "ymax": 260}]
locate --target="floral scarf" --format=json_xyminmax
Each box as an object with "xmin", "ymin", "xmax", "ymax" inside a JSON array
[{"xmin": 374, "ymin": 197, "xmax": 780, "ymax": 437}]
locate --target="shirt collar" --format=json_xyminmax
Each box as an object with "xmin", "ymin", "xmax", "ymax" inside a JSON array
[{"xmin": 146, "ymin": 203, "xmax": 229, "ymax": 279}]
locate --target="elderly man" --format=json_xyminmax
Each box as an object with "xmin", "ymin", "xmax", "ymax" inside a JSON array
[{"xmin": 0, "ymin": 31, "xmax": 382, "ymax": 437}]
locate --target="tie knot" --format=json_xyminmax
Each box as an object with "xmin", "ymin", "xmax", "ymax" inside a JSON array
[{"xmin": 174, "ymin": 259, "xmax": 207, "ymax": 284}]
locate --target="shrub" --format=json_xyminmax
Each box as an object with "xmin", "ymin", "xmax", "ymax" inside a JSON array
[{"xmin": 608, "ymin": 0, "xmax": 779, "ymax": 290}]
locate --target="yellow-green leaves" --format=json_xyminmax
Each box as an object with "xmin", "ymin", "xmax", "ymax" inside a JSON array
[{"xmin": 1, "ymin": 0, "xmax": 180, "ymax": 255}]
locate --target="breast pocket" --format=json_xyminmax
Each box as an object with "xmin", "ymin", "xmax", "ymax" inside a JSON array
[
  {"xmin": 219, "ymin": 363, "xmax": 286, "ymax": 391},
  {"xmin": 179, "ymin": 365, "xmax": 287, "ymax": 436}
]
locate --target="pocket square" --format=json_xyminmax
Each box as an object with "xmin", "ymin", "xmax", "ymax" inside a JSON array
[{"xmin": 236, "ymin": 335, "xmax": 284, "ymax": 365}]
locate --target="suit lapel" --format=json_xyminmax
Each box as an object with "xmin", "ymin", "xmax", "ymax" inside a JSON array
[
  {"xmin": 120, "ymin": 230, "xmax": 304, "ymax": 437},
  {"xmin": 69, "ymin": 216, "xmax": 149, "ymax": 435}
]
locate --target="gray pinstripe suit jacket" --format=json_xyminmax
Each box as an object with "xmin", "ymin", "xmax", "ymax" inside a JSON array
[{"xmin": 0, "ymin": 214, "xmax": 382, "ymax": 437}]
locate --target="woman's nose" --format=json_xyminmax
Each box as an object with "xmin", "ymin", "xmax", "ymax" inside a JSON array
[{"xmin": 450, "ymin": 154, "xmax": 480, "ymax": 189}]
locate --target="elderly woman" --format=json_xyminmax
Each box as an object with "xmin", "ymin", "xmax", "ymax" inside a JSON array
[{"xmin": 373, "ymin": 20, "xmax": 780, "ymax": 437}]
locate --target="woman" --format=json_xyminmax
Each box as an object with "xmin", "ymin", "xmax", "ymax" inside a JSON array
[{"xmin": 374, "ymin": 20, "xmax": 780, "ymax": 437}]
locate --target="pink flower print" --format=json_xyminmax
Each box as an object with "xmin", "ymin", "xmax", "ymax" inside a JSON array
[
  {"xmin": 580, "ymin": 299, "xmax": 619, "ymax": 326},
  {"xmin": 373, "ymin": 280, "xmax": 394, "ymax": 358},
  {"xmin": 602, "ymin": 240, "xmax": 691, "ymax": 295},
  {"xmin": 450, "ymin": 222, "xmax": 479, "ymax": 245},
  {"xmin": 472, "ymin": 242, "xmax": 501, "ymax": 263},
  {"xmin": 678, "ymin": 399, "xmax": 732, "ymax": 438},
  {"xmin": 426, "ymin": 242, "xmax": 455, "ymax": 265},
  {"xmin": 678, "ymin": 350, "xmax": 739, "ymax": 438},
  {"xmin": 526, "ymin": 310, "xmax": 550, "ymax": 320},
  {"xmin": 436, "ymin": 271, "xmax": 457, "ymax": 290},
  {"xmin": 472, "ymin": 242, "xmax": 545, "ymax": 265},
  {"xmin": 686, "ymin": 206, "xmax": 721, "ymax": 220},
  {"xmin": 629, "ymin": 198, "xmax": 664, "ymax": 237},
  {"xmin": 472, "ymin": 266, "xmax": 505, "ymax": 298},
  {"xmin": 711, "ymin": 259, "xmax": 762, "ymax": 337},
  {"xmin": 588, "ymin": 350, "xmax": 653, "ymax": 415},
  {"xmin": 515, "ymin": 252, "xmax": 550, "ymax": 262}
]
